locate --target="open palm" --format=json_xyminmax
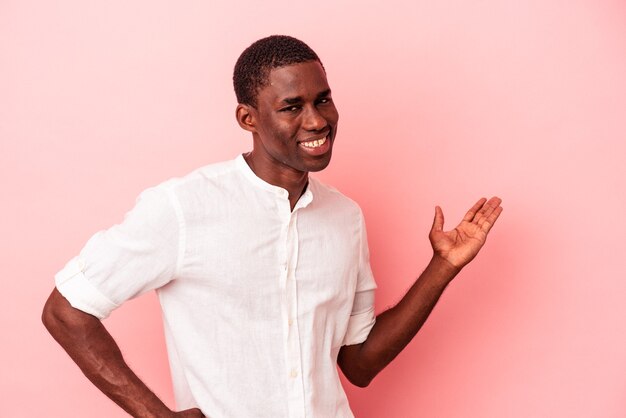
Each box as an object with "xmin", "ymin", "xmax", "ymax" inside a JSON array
[{"xmin": 429, "ymin": 197, "xmax": 503, "ymax": 269}]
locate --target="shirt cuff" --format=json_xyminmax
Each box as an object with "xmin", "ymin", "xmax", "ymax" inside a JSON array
[
  {"xmin": 54, "ymin": 257, "xmax": 118, "ymax": 320},
  {"xmin": 342, "ymin": 307, "xmax": 376, "ymax": 346}
]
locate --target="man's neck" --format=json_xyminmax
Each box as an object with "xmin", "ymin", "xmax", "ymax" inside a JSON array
[{"xmin": 243, "ymin": 152, "xmax": 309, "ymax": 211}]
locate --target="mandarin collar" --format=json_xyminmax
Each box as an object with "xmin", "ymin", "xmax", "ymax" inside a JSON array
[{"xmin": 235, "ymin": 154, "xmax": 314, "ymax": 208}]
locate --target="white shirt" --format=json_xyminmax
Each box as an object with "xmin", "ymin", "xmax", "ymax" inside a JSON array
[{"xmin": 55, "ymin": 154, "xmax": 377, "ymax": 418}]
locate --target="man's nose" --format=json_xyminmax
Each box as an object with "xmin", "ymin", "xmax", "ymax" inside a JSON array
[{"xmin": 302, "ymin": 105, "xmax": 327, "ymax": 131}]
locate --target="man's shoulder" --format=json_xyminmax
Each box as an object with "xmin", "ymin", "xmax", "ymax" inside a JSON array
[
  {"xmin": 309, "ymin": 177, "xmax": 364, "ymax": 217},
  {"xmin": 153, "ymin": 157, "xmax": 240, "ymax": 193}
]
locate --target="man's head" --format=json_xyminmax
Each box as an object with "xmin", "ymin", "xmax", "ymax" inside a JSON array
[
  {"xmin": 233, "ymin": 35, "xmax": 323, "ymax": 108},
  {"xmin": 234, "ymin": 36, "xmax": 338, "ymax": 176}
]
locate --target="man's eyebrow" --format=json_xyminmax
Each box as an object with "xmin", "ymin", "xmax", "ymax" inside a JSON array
[
  {"xmin": 317, "ymin": 89, "xmax": 332, "ymax": 99},
  {"xmin": 281, "ymin": 96, "xmax": 303, "ymax": 105},
  {"xmin": 279, "ymin": 89, "xmax": 332, "ymax": 105}
]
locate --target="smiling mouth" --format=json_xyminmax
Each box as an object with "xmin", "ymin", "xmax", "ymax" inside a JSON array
[{"xmin": 300, "ymin": 136, "xmax": 328, "ymax": 149}]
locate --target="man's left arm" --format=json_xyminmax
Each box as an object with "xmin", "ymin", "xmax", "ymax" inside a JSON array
[{"xmin": 338, "ymin": 197, "xmax": 503, "ymax": 387}]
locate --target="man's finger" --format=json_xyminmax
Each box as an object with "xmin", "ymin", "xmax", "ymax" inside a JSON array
[
  {"xmin": 477, "ymin": 197, "xmax": 502, "ymax": 224},
  {"xmin": 480, "ymin": 206, "xmax": 503, "ymax": 232},
  {"xmin": 463, "ymin": 197, "xmax": 487, "ymax": 222},
  {"xmin": 431, "ymin": 206, "xmax": 445, "ymax": 232}
]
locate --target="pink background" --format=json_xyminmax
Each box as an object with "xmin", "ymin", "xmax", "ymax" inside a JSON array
[{"xmin": 2, "ymin": 1, "xmax": 625, "ymax": 417}]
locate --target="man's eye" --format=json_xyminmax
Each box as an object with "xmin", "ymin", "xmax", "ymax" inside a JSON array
[
  {"xmin": 281, "ymin": 106, "xmax": 300, "ymax": 112},
  {"xmin": 318, "ymin": 98, "xmax": 331, "ymax": 105}
]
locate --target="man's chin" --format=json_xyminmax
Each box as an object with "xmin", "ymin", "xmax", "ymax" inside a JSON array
[{"xmin": 304, "ymin": 152, "xmax": 333, "ymax": 173}]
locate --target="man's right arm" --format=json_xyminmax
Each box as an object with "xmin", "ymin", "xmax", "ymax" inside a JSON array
[{"xmin": 42, "ymin": 288, "xmax": 203, "ymax": 418}]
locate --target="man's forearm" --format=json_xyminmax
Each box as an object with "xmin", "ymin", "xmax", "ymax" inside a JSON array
[
  {"xmin": 42, "ymin": 289, "xmax": 174, "ymax": 418},
  {"xmin": 339, "ymin": 255, "xmax": 460, "ymax": 386}
]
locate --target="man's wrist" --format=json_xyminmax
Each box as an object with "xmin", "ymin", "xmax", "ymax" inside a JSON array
[{"xmin": 428, "ymin": 254, "xmax": 462, "ymax": 284}]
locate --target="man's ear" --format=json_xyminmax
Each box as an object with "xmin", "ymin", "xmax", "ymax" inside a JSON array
[{"xmin": 236, "ymin": 104, "xmax": 257, "ymax": 133}]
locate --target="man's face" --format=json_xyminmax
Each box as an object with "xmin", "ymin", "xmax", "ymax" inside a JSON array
[{"xmin": 249, "ymin": 61, "xmax": 339, "ymax": 174}]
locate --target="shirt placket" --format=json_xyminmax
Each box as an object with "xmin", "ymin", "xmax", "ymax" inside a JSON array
[{"xmin": 278, "ymin": 197, "xmax": 306, "ymax": 418}]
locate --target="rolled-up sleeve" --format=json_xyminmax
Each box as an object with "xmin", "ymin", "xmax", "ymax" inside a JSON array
[
  {"xmin": 342, "ymin": 212, "xmax": 377, "ymax": 346},
  {"xmin": 55, "ymin": 186, "xmax": 182, "ymax": 319}
]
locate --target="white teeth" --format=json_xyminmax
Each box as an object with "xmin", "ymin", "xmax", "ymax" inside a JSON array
[{"xmin": 302, "ymin": 137, "xmax": 327, "ymax": 148}]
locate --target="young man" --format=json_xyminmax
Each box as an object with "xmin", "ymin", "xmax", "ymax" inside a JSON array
[{"xmin": 43, "ymin": 35, "xmax": 502, "ymax": 418}]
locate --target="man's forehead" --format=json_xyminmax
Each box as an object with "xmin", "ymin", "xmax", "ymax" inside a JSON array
[{"xmin": 262, "ymin": 61, "xmax": 330, "ymax": 100}]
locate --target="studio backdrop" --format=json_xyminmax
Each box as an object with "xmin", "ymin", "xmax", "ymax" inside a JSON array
[{"xmin": 1, "ymin": 1, "xmax": 625, "ymax": 417}]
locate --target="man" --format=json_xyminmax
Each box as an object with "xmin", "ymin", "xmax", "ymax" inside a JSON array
[{"xmin": 43, "ymin": 35, "xmax": 502, "ymax": 418}]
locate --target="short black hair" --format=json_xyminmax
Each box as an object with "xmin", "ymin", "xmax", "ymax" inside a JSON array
[{"xmin": 233, "ymin": 35, "xmax": 323, "ymax": 107}]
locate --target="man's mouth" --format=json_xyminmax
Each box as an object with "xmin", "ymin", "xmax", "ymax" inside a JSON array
[
  {"xmin": 300, "ymin": 136, "xmax": 328, "ymax": 149},
  {"xmin": 298, "ymin": 133, "xmax": 332, "ymax": 156}
]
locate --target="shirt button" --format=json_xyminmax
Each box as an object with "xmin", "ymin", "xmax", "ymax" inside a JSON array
[
  {"xmin": 290, "ymin": 369, "xmax": 298, "ymax": 378},
  {"xmin": 288, "ymin": 318, "xmax": 293, "ymax": 326}
]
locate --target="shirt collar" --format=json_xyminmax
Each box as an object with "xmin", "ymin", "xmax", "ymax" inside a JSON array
[{"xmin": 235, "ymin": 154, "xmax": 314, "ymax": 209}]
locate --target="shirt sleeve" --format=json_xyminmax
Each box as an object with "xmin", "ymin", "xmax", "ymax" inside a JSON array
[
  {"xmin": 54, "ymin": 186, "xmax": 182, "ymax": 319},
  {"xmin": 342, "ymin": 211, "xmax": 377, "ymax": 346}
]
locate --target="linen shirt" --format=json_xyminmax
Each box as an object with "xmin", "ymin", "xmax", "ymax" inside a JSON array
[{"xmin": 55, "ymin": 154, "xmax": 377, "ymax": 418}]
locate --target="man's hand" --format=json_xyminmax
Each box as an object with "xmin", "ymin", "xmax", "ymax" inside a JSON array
[
  {"xmin": 173, "ymin": 408, "xmax": 205, "ymax": 417},
  {"xmin": 338, "ymin": 196, "xmax": 503, "ymax": 387},
  {"xmin": 429, "ymin": 197, "xmax": 503, "ymax": 269}
]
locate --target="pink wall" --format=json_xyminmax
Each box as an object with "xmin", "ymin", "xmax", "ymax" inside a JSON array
[{"xmin": 2, "ymin": 1, "xmax": 625, "ymax": 417}]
